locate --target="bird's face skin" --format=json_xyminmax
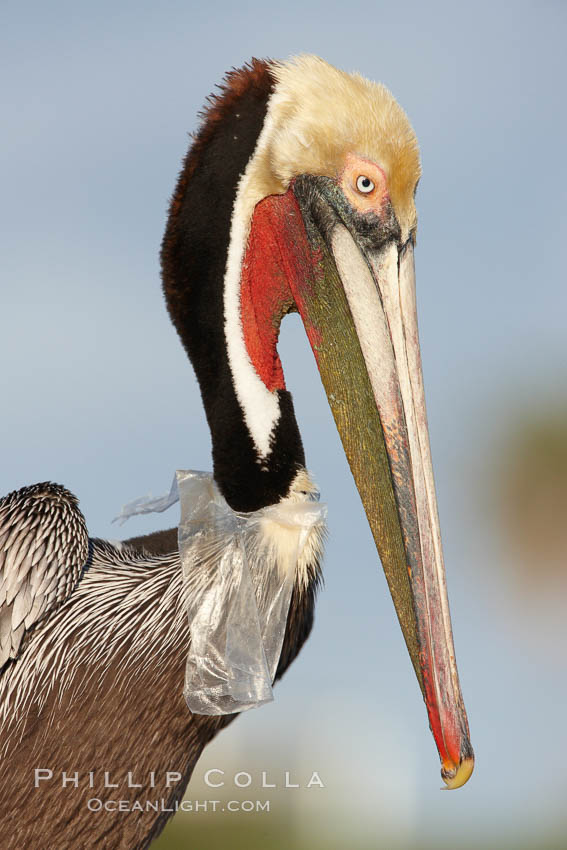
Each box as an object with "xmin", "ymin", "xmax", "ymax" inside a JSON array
[{"xmin": 340, "ymin": 153, "xmax": 404, "ymax": 226}]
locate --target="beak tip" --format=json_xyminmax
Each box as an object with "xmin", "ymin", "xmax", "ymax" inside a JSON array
[{"xmin": 440, "ymin": 755, "xmax": 475, "ymax": 790}]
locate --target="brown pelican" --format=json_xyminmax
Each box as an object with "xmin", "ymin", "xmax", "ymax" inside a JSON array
[{"xmin": 0, "ymin": 55, "xmax": 473, "ymax": 849}]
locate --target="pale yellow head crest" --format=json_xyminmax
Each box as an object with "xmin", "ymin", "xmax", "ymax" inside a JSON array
[{"xmin": 243, "ymin": 54, "xmax": 421, "ymax": 237}]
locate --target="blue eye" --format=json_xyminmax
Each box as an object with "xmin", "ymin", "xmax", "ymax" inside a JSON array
[{"xmin": 356, "ymin": 175, "xmax": 375, "ymax": 194}]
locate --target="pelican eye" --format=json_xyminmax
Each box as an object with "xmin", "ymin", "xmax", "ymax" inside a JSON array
[{"xmin": 356, "ymin": 175, "xmax": 375, "ymax": 194}]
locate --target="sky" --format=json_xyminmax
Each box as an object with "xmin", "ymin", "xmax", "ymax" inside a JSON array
[{"xmin": 2, "ymin": 1, "xmax": 567, "ymax": 847}]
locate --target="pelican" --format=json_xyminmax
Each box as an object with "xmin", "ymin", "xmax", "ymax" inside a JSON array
[{"xmin": 0, "ymin": 55, "xmax": 473, "ymax": 849}]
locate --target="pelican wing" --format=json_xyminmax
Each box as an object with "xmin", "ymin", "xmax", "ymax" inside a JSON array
[{"xmin": 0, "ymin": 482, "xmax": 88, "ymax": 667}]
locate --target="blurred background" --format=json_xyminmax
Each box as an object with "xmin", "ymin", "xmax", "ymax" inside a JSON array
[{"xmin": 2, "ymin": 1, "xmax": 566, "ymax": 847}]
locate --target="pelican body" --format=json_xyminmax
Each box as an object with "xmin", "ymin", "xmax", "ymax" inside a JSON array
[{"xmin": 0, "ymin": 56, "xmax": 473, "ymax": 849}]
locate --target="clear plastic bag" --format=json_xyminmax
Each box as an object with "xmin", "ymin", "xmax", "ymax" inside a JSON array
[{"xmin": 115, "ymin": 470, "xmax": 327, "ymax": 715}]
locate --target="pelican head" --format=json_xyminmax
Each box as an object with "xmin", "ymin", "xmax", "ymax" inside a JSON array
[{"xmin": 162, "ymin": 54, "xmax": 474, "ymax": 788}]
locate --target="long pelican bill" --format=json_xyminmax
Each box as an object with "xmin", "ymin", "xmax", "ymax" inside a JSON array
[{"xmin": 244, "ymin": 180, "xmax": 474, "ymax": 788}]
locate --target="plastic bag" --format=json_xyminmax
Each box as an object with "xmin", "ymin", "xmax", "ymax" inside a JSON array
[{"xmin": 115, "ymin": 470, "xmax": 327, "ymax": 715}]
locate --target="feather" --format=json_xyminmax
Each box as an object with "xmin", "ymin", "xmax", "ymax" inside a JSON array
[{"xmin": 0, "ymin": 483, "xmax": 88, "ymax": 666}]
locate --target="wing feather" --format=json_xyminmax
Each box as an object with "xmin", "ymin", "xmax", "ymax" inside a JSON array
[{"xmin": 0, "ymin": 482, "xmax": 89, "ymax": 667}]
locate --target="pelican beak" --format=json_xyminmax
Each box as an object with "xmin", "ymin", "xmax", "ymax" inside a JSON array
[{"xmin": 248, "ymin": 179, "xmax": 474, "ymax": 787}]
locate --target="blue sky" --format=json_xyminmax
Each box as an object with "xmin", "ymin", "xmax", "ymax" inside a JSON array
[{"xmin": 2, "ymin": 1, "xmax": 567, "ymax": 845}]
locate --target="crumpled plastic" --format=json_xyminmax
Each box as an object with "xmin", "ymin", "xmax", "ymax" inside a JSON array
[{"xmin": 115, "ymin": 470, "xmax": 326, "ymax": 715}]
